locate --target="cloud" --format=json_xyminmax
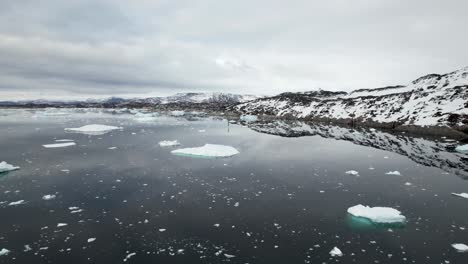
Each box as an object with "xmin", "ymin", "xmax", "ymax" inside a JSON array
[{"xmin": 0, "ymin": 0, "xmax": 467, "ymax": 99}]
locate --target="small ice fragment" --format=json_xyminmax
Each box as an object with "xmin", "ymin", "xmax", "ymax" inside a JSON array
[
  {"xmin": 158, "ymin": 140, "xmax": 180, "ymax": 147},
  {"xmin": 452, "ymin": 193, "xmax": 468, "ymax": 199},
  {"xmin": 234, "ymin": 202, "xmax": 239, "ymax": 207},
  {"xmin": 451, "ymin": 243, "xmax": 468, "ymax": 252},
  {"xmin": 24, "ymin": 245, "xmax": 32, "ymax": 252},
  {"xmin": 345, "ymin": 170, "xmax": 359, "ymax": 175},
  {"xmin": 159, "ymin": 229, "xmax": 166, "ymax": 232},
  {"xmin": 170, "ymin": 110, "xmax": 185, "ymax": 116},
  {"xmin": 455, "ymin": 144, "xmax": 468, "ymax": 154},
  {"xmin": 171, "ymin": 144, "xmax": 239, "ymax": 158},
  {"xmin": 55, "ymin": 139, "xmax": 74, "ymax": 142},
  {"xmin": 8, "ymin": 200, "xmax": 26, "ymax": 206},
  {"xmin": 385, "ymin": 171, "xmax": 401, "ymax": 176},
  {"xmin": 108, "ymin": 147, "xmax": 117, "ymax": 150},
  {"xmin": 240, "ymin": 115, "xmax": 258, "ymax": 122},
  {"xmin": 87, "ymin": 238, "xmax": 96, "ymax": 243},
  {"xmin": 43, "ymin": 142, "xmax": 76, "ymax": 148},
  {"xmin": 347, "ymin": 204, "xmax": 406, "ymax": 223},
  {"xmin": 198, "ymin": 129, "xmax": 206, "ymax": 133},
  {"xmin": 404, "ymin": 182, "xmax": 412, "ymax": 186},
  {"xmin": 224, "ymin": 253, "xmax": 236, "ymax": 258},
  {"xmin": 329, "ymin": 247, "xmax": 343, "ymax": 257},
  {"xmin": 57, "ymin": 223, "xmax": 68, "ymax": 227},
  {"xmin": 0, "ymin": 248, "xmax": 10, "ymax": 256},
  {"xmin": 0, "ymin": 161, "xmax": 20, "ymax": 173},
  {"xmin": 123, "ymin": 252, "xmax": 136, "ymax": 262},
  {"xmin": 213, "ymin": 224, "xmax": 220, "ymax": 227},
  {"xmin": 42, "ymin": 194, "xmax": 56, "ymax": 200}
]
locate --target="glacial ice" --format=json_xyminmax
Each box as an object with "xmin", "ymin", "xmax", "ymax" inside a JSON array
[
  {"xmin": 43, "ymin": 142, "xmax": 76, "ymax": 148},
  {"xmin": 159, "ymin": 140, "xmax": 180, "ymax": 147},
  {"xmin": 171, "ymin": 144, "xmax": 239, "ymax": 158},
  {"xmin": 347, "ymin": 204, "xmax": 406, "ymax": 223},
  {"xmin": 0, "ymin": 161, "xmax": 20, "ymax": 173},
  {"xmin": 65, "ymin": 124, "xmax": 122, "ymax": 135},
  {"xmin": 451, "ymin": 243, "xmax": 468, "ymax": 252},
  {"xmin": 329, "ymin": 247, "xmax": 343, "ymax": 257}
]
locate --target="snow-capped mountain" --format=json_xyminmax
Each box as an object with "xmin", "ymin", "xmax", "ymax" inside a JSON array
[
  {"xmin": 240, "ymin": 120, "xmax": 468, "ymax": 179},
  {"xmin": 233, "ymin": 67, "xmax": 468, "ymax": 132}
]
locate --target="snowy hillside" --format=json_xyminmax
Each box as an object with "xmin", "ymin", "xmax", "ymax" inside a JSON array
[{"xmin": 233, "ymin": 67, "xmax": 468, "ymax": 130}]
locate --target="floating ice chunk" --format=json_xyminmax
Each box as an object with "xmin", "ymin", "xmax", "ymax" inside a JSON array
[
  {"xmin": 123, "ymin": 252, "xmax": 136, "ymax": 262},
  {"xmin": 108, "ymin": 147, "xmax": 117, "ymax": 150},
  {"xmin": 171, "ymin": 144, "xmax": 239, "ymax": 158},
  {"xmin": 8, "ymin": 200, "xmax": 26, "ymax": 206},
  {"xmin": 385, "ymin": 171, "xmax": 401, "ymax": 175},
  {"xmin": 170, "ymin": 111, "xmax": 185, "ymax": 116},
  {"xmin": 42, "ymin": 194, "xmax": 56, "ymax": 200},
  {"xmin": 57, "ymin": 223, "xmax": 68, "ymax": 227},
  {"xmin": 0, "ymin": 161, "xmax": 20, "ymax": 173},
  {"xmin": 404, "ymin": 182, "xmax": 412, "ymax": 186},
  {"xmin": 455, "ymin": 144, "xmax": 468, "ymax": 154},
  {"xmin": 347, "ymin": 204, "xmax": 406, "ymax": 223},
  {"xmin": 452, "ymin": 193, "xmax": 468, "ymax": 199},
  {"xmin": 224, "ymin": 253, "xmax": 236, "ymax": 258},
  {"xmin": 240, "ymin": 115, "xmax": 258, "ymax": 122},
  {"xmin": 452, "ymin": 243, "xmax": 468, "ymax": 252},
  {"xmin": 0, "ymin": 248, "xmax": 10, "ymax": 256},
  {"xmin": 159, "ymin": 140, "xmax": 180, "ymax": 147},
  {"xmin": 329, "ymin": 247, "xmax": 343, "ymax": 257},
  {"xmin": 345, "ymin": 170, "xmax": 359, "ymax": 175},
  {"xmin": 55, "ymin": 139, "xmax": 74, "ymax": 142},
  {"xmin": 87, "ymin": 238, "xmax": 96, "ymax": 243},
  {"xmin": 158, "ymin": 229, "xmax": 166, "ymax": 232},
  {"xmin": 65, "ymin": 124, "xmax": 122, "ymax": 135},
  {"xmin": 43, "ymin": 142, "xmax": 76, "ymax": 148}
]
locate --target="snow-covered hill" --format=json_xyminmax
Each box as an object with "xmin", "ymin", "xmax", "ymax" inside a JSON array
[{"xmin": 233, "ymin": 67, "xmax": 468, "ymax": 131}]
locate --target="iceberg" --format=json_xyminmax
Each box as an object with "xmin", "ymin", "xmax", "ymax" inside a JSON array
[
  {"xmin": 329, "ymin": 247, "xmax": 343, "ymax": 257},
  {"xmin": 43, "ymin": 142, "xmax": 76, "ymax": 148},
  {"xmin": 455, "ymin": 144, "xmax": 468, "ymax": 154},
  {"xmin": 171, "ymin": 144, "xmax": 239, "ymax": 158},
  {"xmin": 385, "ymin": 171, "xmax": 401, "ymax": 175},
  {"xmin": 65, "ymin": 124, "xmax": 122, "ymax": 135},
  {"xmin": 159, "ymin": 140, "xmax": 180, "ymax": 147},
  {"xmin": 347, "ymin": 204, "xmax": 406, "ymax": 224},
  {"xmin": 0, "ymin": 248, "xmax": 10, "ymax": 256},
  {"xmin": 0, "ymin": 161, "xmax": 20, "ymax": 173},
  {"xmin": 452, "ymin": 193, "xmax": 468, "ymax": 199},
  {"xmin": 452, "ymin": 243, "xmax": 468, "ymax": 252}
]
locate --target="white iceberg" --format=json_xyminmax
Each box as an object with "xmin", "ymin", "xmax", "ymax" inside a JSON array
[
  {"xmin": 329, "ymin": 247, "xmax": 343, "ymax": 257},
  {"xmin": 452, "ymin": 243, "xmax": 468, "ymax": 252},
  {"xmin": 347, "ymin": 204, "xmax": 406, "ymax": 224},
  {"xmin": 159, "ymin": 140, "xmax": 180, "ymax": 147},
  {"xmin": 385, "ymin": 171, "xmax": 401, "ymax": 175},
  {"xmin": 65, "ymin": 124, "xmax": 122, "ymax": 135},
  {"xmin": 43, "ymin": 142, "xmax": 76, "ymax": 148},
  {"xmin": 240, "ymin": 115, "xmax": 258, "ymax": 122},
  {"xmin": 455, "ymin": 144, "xmax": 468, "ymax": 153},
  {"xmin": 171, "ymin": 144, "xmax": 239, "ymax": 158},
  {"xmin": 452, "ymin": 193, "xmax": 468, "ymax": 199},
  {"xmin": 0, "ymin": 161, "xmax": 20, "ymax": 173},
  {"xmin": 0, "ymin": 248, "xmax": 10, "ymax": 256}
]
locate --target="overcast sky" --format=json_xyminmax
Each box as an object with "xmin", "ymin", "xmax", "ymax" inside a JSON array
[{"xmin": 1, "ymin": 0, "xmax": 467, "ymax": 100}]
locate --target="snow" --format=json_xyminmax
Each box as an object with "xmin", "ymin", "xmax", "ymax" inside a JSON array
[
  {"xmin": 42, "ymin": 194, "xmax": 56, "ymax": 200},
  {"xmin": 171, "ymin": 144, "xmax": 239, "ymax": 158},
  {"xmin": 329, "ymin": 247, "xmax": 343, "ymax": 257},
  {"xmin": 43, "ymin": 142, "xmax": 76, "ymax": 148},
  {"xmin": 347, "ymin": 204, "xmax": 406, "ymax": 223},
  {"xmin": 452, "ymin": 193, "xmax": 468, "ymax": 199},
  {"xmin": 0, "ymin": 161, "xmax": 20, "ymax": 173},
  {"xmin": 455, "ymin": 144, "xmax": 468, "ymax": 153},
  {"xmin": 65, "ymin": 124, "xmax": 122, "ymax": 135},
  {"xmin": 159, "ymin": 140, "xmax": 180, "ymax": 147},
  {"xmin": 345, "ymin": 170, "xmax": 359, "ymax": 175},
  {"xmin": 385, "ymin": 171, "xmax": 401, "ymax": 175},
  {"xmin": 0, "ymin": 248, "xmax": 10, "ymax": 256},
  {"xmin": 451, "ymin": 243, "xmax": 468, "ymax": 252}
]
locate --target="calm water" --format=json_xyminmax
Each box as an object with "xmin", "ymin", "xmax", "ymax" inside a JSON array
[{"xmin": 0, "ymin": 109, "xmax": 467, "ymax": 264}]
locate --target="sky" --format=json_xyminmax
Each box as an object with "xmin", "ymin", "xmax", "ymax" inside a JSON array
[{"xmin": 0, "ymin": 0, "xmax": 467, "ymax": 100}]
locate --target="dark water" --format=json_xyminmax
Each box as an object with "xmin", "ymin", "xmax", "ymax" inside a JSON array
[{"xmin": 0, "ymin": 109, "xmax": 467, "ymax": 264}]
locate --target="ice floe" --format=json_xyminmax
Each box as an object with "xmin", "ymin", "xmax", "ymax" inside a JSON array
[
  {"xmin": 347, "ymin": 204, "xmax": 406, "ymax": 223},
  {"xmin": 159, "ymin": 140, "xmax": 180, "ymax": 147},
  {"xmin": 451, "ymin": 243, "xmax": 468, "ymax": 252},
  {"xmin": 43, "ymin": 142, "xmax": 76, "ymax": 148},
  {"xmin": 452, "ymin": 193, "xmax": 468, "ymax": 199},
  {"xmin": 0, "ymin": 161, "xmax": 20, "ymax": 173},
  {"xmin": 385, "ymin": 171, "xmax": 401, "ymax": 175},
  {"xmin": 171, "ymin": 144, "xmax": 239, "ymax": 158},
  {"xmin": 329, "ymin": 247, "xmax": 343, "ymax": 257},
  {"xmin": 345, "ymin": 170, "xmax": 359, "ymax": 175},
  {"xmin": 65, "ymin": 124, "xmax": 122, "ymax": 135},
  {"xmin": 0, "ymin": 248, "xmax": 10, "ymax": 256},
  {"xmin": 42, "ymin": 194, "xmax": 56, "ymax": 200}
]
